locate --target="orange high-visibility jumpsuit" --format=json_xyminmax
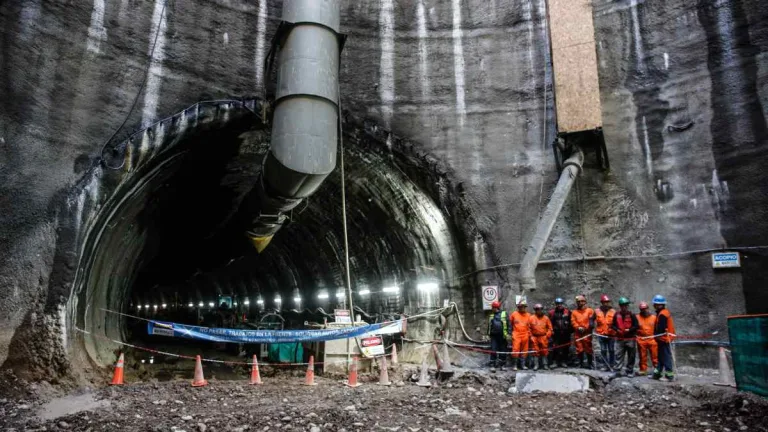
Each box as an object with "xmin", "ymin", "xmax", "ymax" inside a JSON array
[
  {"xmin": 636, "ymin": 313, "xmax": 658, "ymax": 373},
  {"xmin": 510, "ymin": 311, "xmax": 531, "ymax": 358},
  {"xmin": 571, "ymin": 307, "xmax": 594, "ymax": 355},
  {"xmin": 595, "ymin": 308, "xmax": 616, "ymax": 338},
  {"xmin": 529, "ymin": 314, "xmax": 553, "ymax": 357}
]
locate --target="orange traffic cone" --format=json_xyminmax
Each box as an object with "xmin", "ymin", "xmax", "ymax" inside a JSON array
[
  {"xmin": 250, "ymin": 355, "xmax": 262, "ymax": 385},
  {"xmin": 344, "ymin": 356, "xmax": 362, "ymax": 388},
  {"xmin": 391, "ymin": 344, "xmax": 398, "ymax": 365},
  {"xmin": 110, "ymin": 353, "xmax": 125, "ymax": 385},
  {"xmin": 191, "ymin": 355, "xmax": 208, "ymax": 387},
  {"xmin": 378, "ymin": 356, "xmax": 392, "ymax": 386},
  {"xmin": 304, "ymin": 355, "xmax": 318, "ymax": 386}
]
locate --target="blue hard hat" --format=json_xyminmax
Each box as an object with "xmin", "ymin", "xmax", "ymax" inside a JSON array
[
  {"xmin": 652, "ymin": 294, "xmax": 667, "ymax": 305},
  {"xmin": 555, "ymin": 297, "xmax": 564, "ymax": 304}
]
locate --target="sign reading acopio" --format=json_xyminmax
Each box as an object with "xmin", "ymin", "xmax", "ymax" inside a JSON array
[{"xmin": 712, "ymin": 252, "xmax": 741, "ymax": 269}]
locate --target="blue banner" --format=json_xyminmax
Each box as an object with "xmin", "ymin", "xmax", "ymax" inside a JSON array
[{"xmin": 147, "ymin": 320, "xmax": 398, "ymax": 344}]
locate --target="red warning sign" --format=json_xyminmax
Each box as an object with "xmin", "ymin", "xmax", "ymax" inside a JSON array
[{"xmin": 360, "ymin": 336, "xmax": 385, "ymax": 357}]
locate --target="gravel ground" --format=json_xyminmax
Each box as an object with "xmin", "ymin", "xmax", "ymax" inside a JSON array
[{"xmin": 1, "ymin": 366, "xmax": 767, "ymax": 432}]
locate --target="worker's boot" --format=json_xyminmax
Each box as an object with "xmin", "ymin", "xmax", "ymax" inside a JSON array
[
  {"xmin": 587, "ymin": 355, "xmax": 594, "ymax": 370},
  {"xmin": 542, "ymin": 357, "xmax": 550, "ymax": 370},
  {"xmin": 578, "ymin": 354, "xmax": 585, "ymax": 368},
  {"xmin": 513, "ymin": 359, "xmax": 519, "ymax": 371},
  {"xmin": 533, "ymin": 357, "xmax": 539, "ymax": 371},
  {"xmin": 521, "ymin": 358, "xmax": 529, "ymax": 370}
]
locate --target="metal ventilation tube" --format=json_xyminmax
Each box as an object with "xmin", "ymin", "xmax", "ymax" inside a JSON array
[
  {"xmin": 518, "ymin": 148, "xmax": 584, "ymax": 293},
  {"xmin": 245, "ymin": 0, "xmax": 343, "ymax": 252}
]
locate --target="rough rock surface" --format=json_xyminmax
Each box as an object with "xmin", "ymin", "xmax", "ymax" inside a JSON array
[
  {"xmin": 1, "ymin": 370, "xmax": 768, "ymax": 432},
  {"xmin": 0, "ymin": 0, "xmax": 767, "ymax": 379}
]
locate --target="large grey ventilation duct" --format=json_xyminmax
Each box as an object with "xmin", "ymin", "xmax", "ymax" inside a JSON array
[
  {"xmin": 245, "ymin": 0, "xmax": 343, "ymax": 252},
  {"xmin": 518, "ymin": 148, "xmax": 584, "ymax": 293}
]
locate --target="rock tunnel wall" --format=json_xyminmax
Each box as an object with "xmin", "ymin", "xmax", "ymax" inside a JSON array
[{"xmin": 0, "ymin": 0, "xmax": 766, "ymax": 379}]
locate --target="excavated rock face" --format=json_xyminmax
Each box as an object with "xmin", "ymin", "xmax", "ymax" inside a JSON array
[{"xmin": 0, "ymin": 0, "xmax": 766, "ymax": 379}]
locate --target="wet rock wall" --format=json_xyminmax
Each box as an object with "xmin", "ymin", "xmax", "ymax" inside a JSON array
[{"xmin": 0, "ymin": 0, "xmax": 766, "ymax": 378}]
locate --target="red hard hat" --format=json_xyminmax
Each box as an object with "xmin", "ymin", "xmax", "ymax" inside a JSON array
[
  {"xmin": 600, "ymin": 295, "xmax": 610, "ymax": 302},
  {"xmin": 491, "ymin": 301, "xmax": 501, "ymax": 309},
  {"xmin": 639, "ymin": 302, "xmax": 649, "ymax": 310}
]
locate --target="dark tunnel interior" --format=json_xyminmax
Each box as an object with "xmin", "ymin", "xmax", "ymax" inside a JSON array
[{"xmin": 68, "ymin": 102, "xmax": 479, "ymax": 367}]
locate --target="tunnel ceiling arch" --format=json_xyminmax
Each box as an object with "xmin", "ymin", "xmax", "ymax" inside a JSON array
[{"xmin": 53, "ymin": 99, "xmax": 483, "ymax": 368}]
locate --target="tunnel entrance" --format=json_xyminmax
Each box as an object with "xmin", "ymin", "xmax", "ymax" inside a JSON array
[{"xmin": 44, "ymin": 99, "xmax": 486, "ymax": 376}]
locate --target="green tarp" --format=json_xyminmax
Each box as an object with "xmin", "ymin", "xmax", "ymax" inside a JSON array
[
  {"xmin": 267, "ymin": 343, "xmax": 303, "ymax": 363},
  {"xmin": 727, "ymin": 314, "xmax": 768, "ymax": 397}
]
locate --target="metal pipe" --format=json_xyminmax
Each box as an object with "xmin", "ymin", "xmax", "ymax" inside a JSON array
[
  {"xmin": 245, "ymin": 0, "xmax": 343, "ymax": 252},
  {"xmin": 518, "ymin": 148, "xmax": 584, "ymax": 293}
]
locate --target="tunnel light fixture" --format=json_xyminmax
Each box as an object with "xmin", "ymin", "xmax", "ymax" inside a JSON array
[
  {"xmin": 256, "ymin": 298, "xmax": 264, "ymax": 305},
  {"xmin": 358, "ymin": 289, "xmax": 371, "ymax": 296},
  {"xmin": 162, "ymin": 303, "xmax": 167, "ymax": 309},
  {"xmin": 137, "ymin": 305, "xmax": 142, "ymax": 310},
  {"xmin": 153, "ymin": 304, "xmax": 158, "ymax": 309},
  {"xmin": 188, "ymin": 302, "xmax": 194, "ymax": 308},
  {"xmin": 233, "ymin": 302, "xmax": 238, "ymax": 307},
  {"xmin": 335, "ymin": 290, "xmax": 345, "ymax": 299},
  {"xmin": 275, "ymin": 295, "xmax": 282, "ymax": 304},
  {"xmin": 293, "ymin": 296, "xmax": 302, "ymax": 304},
  {"xmin": 382, "ymin": 286, "xmax": 400, "ymax": 293},
  {"xmin": 198, "ymin": 301, "xmax": 204, "ymax": 307},
  {"xmin": 244, "ymin": 299, "xmax": 250, "ymax": 306},
  {"xmin": 145, "ymin": 304, "xmax": 150, "ymax": 309},
  {"xmin": 417, "ymin": 282, "xmax": 439, "ymax": 292},
  {"xmin": 317, "ymin": 292, "xmax": 329, "ymax": 299},
  {"xmin": 208, "ymin": 302, "xmax": 215, "ymax": 308}
]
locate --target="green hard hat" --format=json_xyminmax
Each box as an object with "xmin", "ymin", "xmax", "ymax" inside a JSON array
[{"xmin": 618, "ymin": 297, "xmax": 630, "ymax": 305}]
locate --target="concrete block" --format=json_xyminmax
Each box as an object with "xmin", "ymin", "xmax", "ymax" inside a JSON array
[{"xmin": 511, "ymin": 372, "xmax": 590, "ymax": 394}]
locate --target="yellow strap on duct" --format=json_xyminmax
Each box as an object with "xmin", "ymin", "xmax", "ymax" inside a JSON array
[{"xmin": 247, "ymin": 234, "xmax": 273, "ymax": 253}]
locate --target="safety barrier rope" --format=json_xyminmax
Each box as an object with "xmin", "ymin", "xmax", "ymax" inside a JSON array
[
  {"xmin": 100, "ymin": 304, "xmax": 447, "ymax": 328},
  {"xmin": 79, "ymin": 307, "xmax": 448, "ymax": 367},
  {"xmin": 75, "ymin": 327, "xmax": 395, "ymax": 367},
  {"xmin": 406, "ymin": 330, "xmax": 716, "ymax": 356}
]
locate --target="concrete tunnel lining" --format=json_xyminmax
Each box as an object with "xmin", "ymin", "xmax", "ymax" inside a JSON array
[{"xmin": 52, "ymin": 99, "xmax": 482, "ymax": 372}]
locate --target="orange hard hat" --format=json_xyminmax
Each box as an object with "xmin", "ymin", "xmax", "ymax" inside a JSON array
[
  {"xmin": 639, "ymin": 302, "xmax": 649, "ymax": 310},
  {"xmin": 491, "ymin": 301, "xmax": 501, "ymax": 309},
  {"xmin": 600, "ymin": 294, "xmax": 610, "ymax": 302}
]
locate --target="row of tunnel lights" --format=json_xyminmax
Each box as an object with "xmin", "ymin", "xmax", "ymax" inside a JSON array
[{"xmin": 134, "ymin": 282, "xmax": 440, "ymax": 311}]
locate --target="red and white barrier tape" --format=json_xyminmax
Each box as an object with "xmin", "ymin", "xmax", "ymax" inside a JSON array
[
  {"xmin": 406, "ymin": 330, "xmax": 714, "ymax": 356},
  {"xmin": 75, "ymin": 327, "xmax": 393, "ymax": 367}
]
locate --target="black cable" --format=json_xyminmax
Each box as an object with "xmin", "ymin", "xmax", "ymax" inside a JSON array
[{"xmin": 100, "ymin": 0, "xmax": 169, "ymax": 170}]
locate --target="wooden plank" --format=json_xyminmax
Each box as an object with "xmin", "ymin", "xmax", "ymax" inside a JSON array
[{"xmin": 547, "ymin": 0, "xmax": 603, "ymax": 133}]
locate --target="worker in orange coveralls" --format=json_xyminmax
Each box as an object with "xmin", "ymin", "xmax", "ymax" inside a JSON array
[
  {"xmin": 595, "ymin": 294, "xmax": 616, "ymax": 371},
  {"xmin": 529, "ymin": 304, "xmax": 553, "ymax": 370},
  {"xmin": 510, "ymin": 299, "xmax": 532, "ymax": 371},
  {"xmin": 635, "ymin": 302, "xmax": 658, "ymax": 376},
  {"xmin": 652, "ymin": 295, "xmax": 676, "ymax": 381},
  {"xmin": 571, "ymin": 295, "xmax": 595, "ymax": 369}
]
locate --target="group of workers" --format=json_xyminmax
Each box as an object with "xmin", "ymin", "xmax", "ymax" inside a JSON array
[{"xmin": 487, "ymin": 294, "xmax": 676, "ymax": 381}]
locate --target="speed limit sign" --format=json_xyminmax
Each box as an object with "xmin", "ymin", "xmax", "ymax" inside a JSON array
[{"xmin": 481, "ymin": 286, "xmax": 498, "ymax": 310}]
